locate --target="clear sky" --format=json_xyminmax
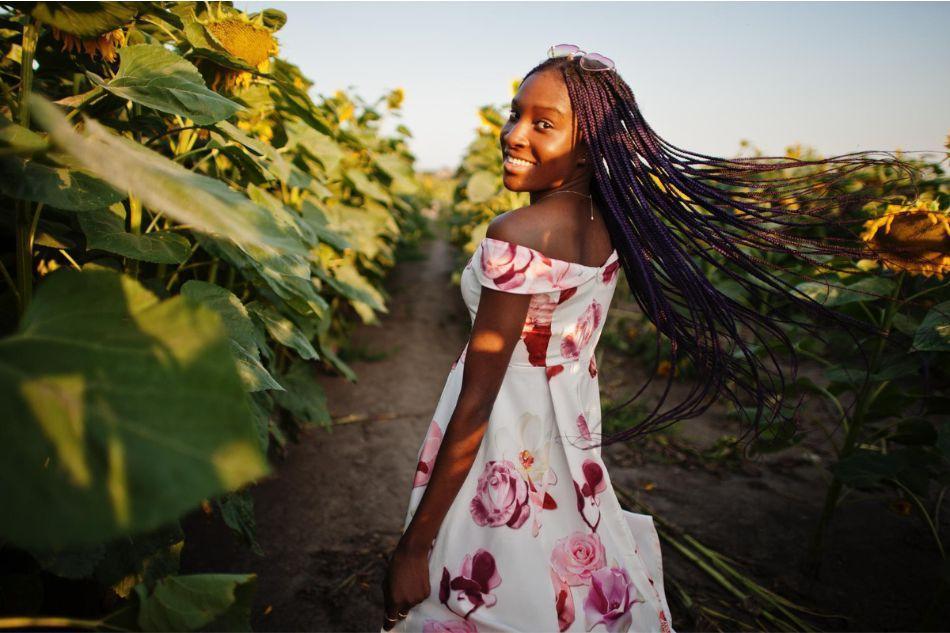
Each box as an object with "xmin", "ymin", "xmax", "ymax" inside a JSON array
[{"xmin": 237, "ymin": 1, "xmax": 950, "ymax": 172}]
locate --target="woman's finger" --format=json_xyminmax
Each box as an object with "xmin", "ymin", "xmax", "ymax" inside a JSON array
[{"xmin": 382, "ymin": 606, "xmax": 407, "ymax": 631}]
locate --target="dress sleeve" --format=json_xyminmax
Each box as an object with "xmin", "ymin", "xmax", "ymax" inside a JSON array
[{"xmin": 470, "ymin": 237, "xmax": 596, "ymax": 294}]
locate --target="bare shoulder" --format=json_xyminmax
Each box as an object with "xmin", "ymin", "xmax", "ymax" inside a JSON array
[{"xmin": 485, "ymin": 205, "xmax": 550, "ymax": 252}]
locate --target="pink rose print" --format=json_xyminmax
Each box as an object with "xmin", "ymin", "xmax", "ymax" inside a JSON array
[
  {"xmin": 602, "ymin": 260, "xmax": 621, "ymax": 284},
  {"xmin": 440, "ymin": 548, "xmax": 502, "ymax": 619},
  {"xmin": 574, "ymin": 458, "xmax": 607, "ymax": 532},
  {"xmin": 413, "ymin": 419, "xmax": 444, "ymax": 488},
  {"xmin": 588, "ymin": 355, "xmax": 598, "ymax": 378},
  {"xmin": 545, "ymin": 257, "xmax": 588, "ymax": 290},
  {"xmin": 583, "ymin": 565, "xmax": 644, "ymax": 633},
  {"xmin": 423, "ymin": 619, "xmax": 479, "ymax": 633},
  {"xmin": 480, "ymin": 239, "xmax": 533, "ymax": 291},
  {"xmin": 550, "ymin": 531, "xmax": 607, "ymax": 586},
  {"xmin": 561, "ymin": 300, "xmax": 603, "ymax": 360},
  {"xmin": 576, "ymin": 414, "xmax": 592, "ymax": 441},
  {"xmin": 470, "ymin": 460, "xmax": 531, "ymax": 529},
  {"xmin": 523, "ymin": 294, "xmax": 557, "ymax": 367},
  {"xmin": 549, "ymin": 565, "xmax": 575, "ymax": 631}
]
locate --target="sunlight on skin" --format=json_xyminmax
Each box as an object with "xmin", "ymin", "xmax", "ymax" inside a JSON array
[{"xmin": 470, "ymin": 330, "xmax": 506, "ymax": 353}]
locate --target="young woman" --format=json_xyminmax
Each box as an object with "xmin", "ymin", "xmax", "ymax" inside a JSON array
[{"xmin": 381, "ymin": 44, "xmax": 920, "ymax": 632}]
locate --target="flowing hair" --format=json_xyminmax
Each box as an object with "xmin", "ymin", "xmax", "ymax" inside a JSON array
[{"xmin": 520, "ymin": 56, "xmax": 930, "ymax": 448}]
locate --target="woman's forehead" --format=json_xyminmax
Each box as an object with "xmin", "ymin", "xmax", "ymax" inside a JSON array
[{"xmin": 513, "ymin": 71, "xmax": 572, "ymax": 117}]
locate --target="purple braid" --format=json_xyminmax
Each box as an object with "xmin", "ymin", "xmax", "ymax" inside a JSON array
[{"xmin": 520, "ymin": 57, "xmax": 926, "ymax": 447}]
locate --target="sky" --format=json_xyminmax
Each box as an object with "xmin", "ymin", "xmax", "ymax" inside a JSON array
[{"xmin": 236, "ymin": 1, "xmax": 950, "ymax": 172}]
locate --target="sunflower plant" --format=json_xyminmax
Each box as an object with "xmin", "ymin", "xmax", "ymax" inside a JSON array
[{"xmin": 0, "ymin": 2, "xmax": 425, "ymax": 628}]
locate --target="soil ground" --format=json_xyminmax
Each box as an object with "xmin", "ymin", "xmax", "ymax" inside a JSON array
[{"xmin": 181, "ymin": 224, "xmax": 950, "ymax": 632}]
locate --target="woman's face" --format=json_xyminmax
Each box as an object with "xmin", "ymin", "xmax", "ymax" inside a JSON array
[{"xmin": 500, "ymin": 68, "xmax": 589, "ymax": 193}]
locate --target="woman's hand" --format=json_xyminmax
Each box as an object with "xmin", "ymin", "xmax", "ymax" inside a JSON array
[{"xmin": 381, "ymin": 536, "xmax": 431, "ymax": 630}]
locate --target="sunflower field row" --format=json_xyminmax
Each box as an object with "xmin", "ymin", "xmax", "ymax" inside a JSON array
[
  {"xmin": 0, "ymin": 2, "xmax": 427, "ymax": 628},
  {"xmin": 447, "ymin": 93, "xmax": 950, "ymax": 614}
]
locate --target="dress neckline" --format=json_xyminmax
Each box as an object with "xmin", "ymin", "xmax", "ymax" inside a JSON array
[{"xmin": 481, "ymin": 236, "xmax": 619, "ymax": 271}]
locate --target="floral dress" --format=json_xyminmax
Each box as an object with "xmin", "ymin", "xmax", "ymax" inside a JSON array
[{"xmin": 387, "ymin": 236, "xmax": 674, "ymax": 633}]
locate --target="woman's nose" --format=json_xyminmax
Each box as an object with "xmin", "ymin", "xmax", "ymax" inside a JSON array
[{"xmin": 503, "ymin": 123, "xmax": 528, "ymax": 149}]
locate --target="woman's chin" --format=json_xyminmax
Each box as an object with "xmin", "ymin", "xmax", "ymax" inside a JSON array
[{"xmin": 502, "ymin": 174, "xmax": 530, "ymax": 191}]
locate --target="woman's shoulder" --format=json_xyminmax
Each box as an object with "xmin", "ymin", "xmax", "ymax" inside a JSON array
[{"xmin": 485, "ymin": 206, "xmax": 547, "ymax": 252}]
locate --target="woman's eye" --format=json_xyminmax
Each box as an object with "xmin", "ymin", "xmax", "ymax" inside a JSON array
[{"xmin": 537, "ymin": 121, "xmax": 552, "ymax": 130}]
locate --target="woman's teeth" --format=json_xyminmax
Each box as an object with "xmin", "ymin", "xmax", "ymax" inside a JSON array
[{"xmin": 506, "ymin": 157, "xmax": 534, "ymax": 166}]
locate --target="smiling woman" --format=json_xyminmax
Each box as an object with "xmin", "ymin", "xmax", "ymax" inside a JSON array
[{"xmin": 381, "ymin": 41, "xmax": 927, "ymax": 632}]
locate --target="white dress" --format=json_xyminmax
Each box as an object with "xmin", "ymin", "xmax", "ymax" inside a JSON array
[{"xmin": 387, "ymin": 236, "xmax": 674, "ymax": 633}]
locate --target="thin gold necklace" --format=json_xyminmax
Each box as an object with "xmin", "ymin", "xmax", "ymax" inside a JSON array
[{"xmin": 537, "ymin": 190, "xmax": 594, "ymax": 221}]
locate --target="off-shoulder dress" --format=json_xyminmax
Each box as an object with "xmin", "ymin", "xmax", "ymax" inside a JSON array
[{"xmin": 386, "ymin": 236, "xmax": 674, "ymax": 633}]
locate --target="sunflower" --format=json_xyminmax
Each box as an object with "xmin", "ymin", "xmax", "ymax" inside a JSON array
[
  {"xmin": 50, "ymin": 25, "xmax": 126, "ymax": 62},
  {"xmin": 860, "ymin": 198, "xmax": 950, "ymax": 279},
  {"xmin": 236, "ymin": 114, "xmax": 275, "ymax": 144},
  {"xmin": 201, "ymin": 10, "xmax": 279, "ymax": 92},
  {"xmin": 386, "ymin": 87, "xmax": 404, "ymax": 110},
  {"xmin": 478, "ymin": 106, "xmax": 504, "ymax": 136}
]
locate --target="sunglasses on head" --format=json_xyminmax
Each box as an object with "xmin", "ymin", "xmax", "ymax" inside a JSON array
[{"xmin": 547, "ymin": 44, "xmax": 615, "ymax": 72}]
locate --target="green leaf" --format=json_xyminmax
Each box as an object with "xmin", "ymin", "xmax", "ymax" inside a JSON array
[
  {"xmin": 913, "ymin": 300, "xmax": 950, "ymax": 352},
  {"xmin": 215, "ymin": 490, "xmax": 263, "ymax": 557},
  {"xmin": 134, "ymin": 573, "xmax": 256, "ymax": 632},
  {"xmin": 833, "ymin": 449, "xmax": 899, "ymax": 488},
  {"xmin": 299, "ymin": 200, "xmax": 351, "ymax": 251},
  {"xmin": 374, "ymin": 152, "xmax": 418, "ymax": 196},
  {"xmin": 314, "ymin": 259, "xmax": 387, "ymax": 324},
  {"xmin": 30, "ymin": 95, "xmax": 308, "ymax": 258},
  {"xmin": 91, "ymin": 44, "xmax": 242, "ymax": 125},
  {"xmin": 0, "ymin": 119, "xmax": 48, "ymax": 156},
  {"xmin": 465, "ymin": 170, "xmax": 498, "ymax": 204},
  {"xmin": 891, "ymin": 312, "xmax": 921, "ymax": 337},
  {"xmin": 285, "ymin": 119, "xmax": 342, "ymax": 174},
  {"xmin": 180, "ymin": 280, "xmax": 280, "ymax": 393},
  {"xmin": 197, "ymin": 234, "xmax": 328, "ymax": 320},
  {"xmin": 180, "ymin": 281, "xmax": 267, "ymax": 357},
  {"xmin": 91, "ymin": 523, "xmax": 184, "ymax": 597},
  {"xmin": 249, "ymin": 8, "xmax": 287, "ymax": 31},
  {"xmin": 230, "ymin": 341, "xmax": 283, "ymax": 392},
  {"xmin": 0, "ymin": 269, "xmax": 269, "ymax": 550},
  {"xmin": 794, "ymin": 276, "xmax": 895, "ymax": 307},
  {"xmin": 0, "ymin": 156, "xmax": 125, "ymax": 211},
  {"xmin": 273, "ymin": 360, "xmax": 331, "ymax": 428},
  {"xmin": 247, "ymin": 301, "xmax": 319, "ymax": 361},
  {"xmin": 30, "ymin": 2, "xmax": 138, "ymax": 38},
  {"xmin": 79, "ymin": 202, "xmax": 192, "ymax": 264},
  {"xmin": 213, "ymin": 121, "xmax": 290, "ymax": 182},
  {"xmin": 345, "ymin": 169, "xmax": 391, "ymax": 204}
]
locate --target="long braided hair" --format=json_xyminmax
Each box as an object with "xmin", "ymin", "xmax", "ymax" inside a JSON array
[{"xmin": 520, "ymin": 56, "xmax": 927, "ymax": 447}]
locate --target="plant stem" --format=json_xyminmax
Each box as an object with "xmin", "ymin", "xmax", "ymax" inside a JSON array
[
  {"xmin": 165, "ymin": 242, "xmax": 201, "ymax": 291},
  {"xmin": 0, "ymin": 259, "xmax": 19, "ymax": 308},
  {"xmin": 14, "ymin": 18, "xmax": 38, "ymax": 317},
  {"xmin": 0, "ymin": 616, "xmax": 123, "ymax": 631},
  {"xmin": 805, "ymin": 271, "xmax": 905, "ymax": 574},
  {"xmin": 891, "ymin": 478, "xmax": 946, "ymax": 559}
]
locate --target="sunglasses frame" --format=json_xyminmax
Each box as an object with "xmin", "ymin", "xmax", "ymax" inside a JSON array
[{"xmin": 546, "ymin": 43, "xmax": 615, "ymax": 72}]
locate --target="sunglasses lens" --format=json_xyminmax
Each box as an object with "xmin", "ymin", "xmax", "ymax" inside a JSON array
[
  {"xmin": 548, "ymin": 43, "xmax": 581, "ymax": 59},
  {"xmin": 580, "ymin": 53, "xmax": 615, "ymax": 71}
]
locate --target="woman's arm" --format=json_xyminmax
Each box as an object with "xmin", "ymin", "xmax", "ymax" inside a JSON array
[
  {"xmin": 399, "ymin": 266, "xmax": 532, "ymax": 552},
  {"xmin": 381, "ymin": 219, "xmax": 536, "ymax": 628}
]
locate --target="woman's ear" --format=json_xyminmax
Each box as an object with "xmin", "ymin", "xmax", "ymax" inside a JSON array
[{"xmin": 576, "ymin": 143, "xmax": 588, "ymax": 166}]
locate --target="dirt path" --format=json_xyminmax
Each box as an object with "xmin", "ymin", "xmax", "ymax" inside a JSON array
[{"xmin": 182, "ymin": 228, "xmax": 949, "ymax": 632}]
